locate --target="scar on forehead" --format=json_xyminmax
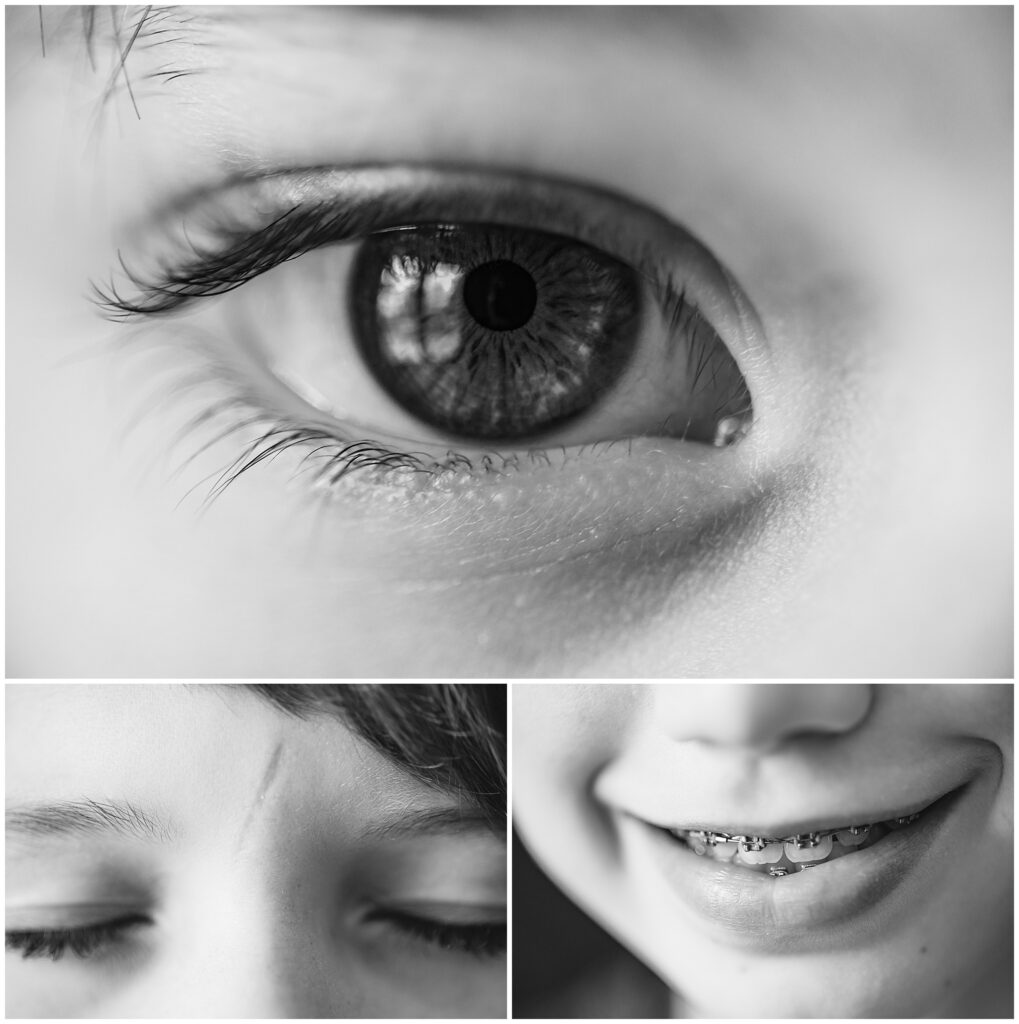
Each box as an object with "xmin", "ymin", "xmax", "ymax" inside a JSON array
[{"xmin": 235, "ymin": 740, "xmax": 285, "ymax": 850}]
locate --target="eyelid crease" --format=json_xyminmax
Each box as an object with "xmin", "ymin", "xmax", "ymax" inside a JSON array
[{"xmin": 376, "ymin": 901, "xmax": 507, "ymax": 921}]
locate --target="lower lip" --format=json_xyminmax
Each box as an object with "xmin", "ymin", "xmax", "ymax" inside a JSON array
[{"xmin": 629, "ymin": 786, "xmax": 967, "ymax": 948}]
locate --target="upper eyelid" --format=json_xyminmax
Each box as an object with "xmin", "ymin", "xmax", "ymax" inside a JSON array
[{"xmin": 94, "ymin": 163, "xmax": 746, "ymax": 336}]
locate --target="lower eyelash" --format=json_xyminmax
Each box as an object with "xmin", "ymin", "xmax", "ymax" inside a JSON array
[
  {"xmin": 168, "ymin": 381, "xmax": 515, "ymax": 509},
  {"xmin": 115, "ymin": 330, "xmax": 637, "ymax": 511},
  {"xmin": 5, "ymin": 916, "xmax": 148, "ymax": 962},
  {"xmin": 113, "ymin": 341, "xmax": 460, "ymax": 507},
  {"xmin": 196, "ymin": 406, "xmax": 634, "ymax": 508},
  {"xmin": 193, "ymin": 408, "xmax": 470, "ymax": 509}
]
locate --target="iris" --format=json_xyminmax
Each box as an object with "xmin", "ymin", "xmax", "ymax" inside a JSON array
[{"xmin": 350, "ymin": 224, "xmax": 642, "ymax": 441}]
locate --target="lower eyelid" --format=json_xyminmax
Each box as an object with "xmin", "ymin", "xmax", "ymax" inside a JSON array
[{"xmin": 117, "ymin": 297, "xmax": 762, "ymax": 555}]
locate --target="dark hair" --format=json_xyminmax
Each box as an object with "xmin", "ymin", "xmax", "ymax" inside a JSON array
[{"xmin": 248, "ymin": 684, "xmax": 505, "ymax": 827}]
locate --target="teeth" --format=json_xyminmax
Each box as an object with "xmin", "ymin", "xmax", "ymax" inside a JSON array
[
  {"xmin": 707, "ymin": 839, "xmax": 738, "ymax": 861},
  {"xmin": 670, "ymin": 805, "xmax": 925, "ymax": 873},
  {"xmin": 736, "ymin": 835, "xmax": 768, "ymax": 854},
  {"xmin": 736, "ymin": 841, "xmax": 784, "ymax": 865},
  {"xmin": 834, "ymin": 825, "xmax": 870, "ymax": 846},
  {"xmin": 784, "ymin": 833, "xmax": 834, "ymax": 863}
]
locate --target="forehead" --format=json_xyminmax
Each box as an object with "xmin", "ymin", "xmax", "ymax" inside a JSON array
[
  {"xmin": 16, "ymin": 6, "xmax": 1006, "ymax": 266},
  {"xmin": 4, "ymin": 684, "xmax": 413, "ymax": 825},
  {"xmin": 19, "ymin": 6, "xmax": 1007, "ymax": 129}
]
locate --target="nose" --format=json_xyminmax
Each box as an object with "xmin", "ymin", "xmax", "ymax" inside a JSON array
[
  {"xmin": 141, "ymin": 937, "xmax": 348, "ymax": 1019},
  {"xmin": 649, "ymin": 683, "xmax": 873, "ymax": 752},
  {"xmin": 131, "ymin": 890, "xmax": 348, "ymax": 1019}
]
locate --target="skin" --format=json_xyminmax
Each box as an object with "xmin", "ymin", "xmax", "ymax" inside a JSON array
[
  {"xmin": 5, "ymin": 684, "xmax": 506, "ymax": 1018},
  {"xmin": 6, "ymin": 7, "xmax": 1012, "ymax": 676},
  {"xmin": 512, "ymin": 683, "xmax": 1014, "ymax": 1018}
]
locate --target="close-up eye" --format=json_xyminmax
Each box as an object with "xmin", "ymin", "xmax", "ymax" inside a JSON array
[
  {"xmin": 96, "ymin": 166, "xmax": 756, "ymax": 484},
  {"xmin": 8, "ymin": 4, "xmax": 1010, "ymax": 678}
]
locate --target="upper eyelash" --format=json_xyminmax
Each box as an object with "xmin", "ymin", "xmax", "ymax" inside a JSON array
[
  {"xmin": 89, "ymin": 168, "xmax": 710, "ymax": 330},
  {"xmin": 4, "ymin": 912, "xmax": 506, "ymax": 964},
  {"xmin": 95, "ymin": 204, "xmax": 681, "ymax": 322},
  {"xmin": 93, "ymin": 204, "xmax": 313, "ymax": 319},
  {"xmin": 5, "ymin": 915, "xmax": 149, "ymax": 962},
  {"xmin": 373, "ymin": 909, "xmax": 506, "ymax": 958}
]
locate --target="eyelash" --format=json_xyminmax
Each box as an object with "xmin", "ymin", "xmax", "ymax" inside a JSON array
[
  {"xmin": 188, "ymin": 388, "xmax": 610, "ymax": 510},
  {"xmin": 372, "ymin": 908, "xmax": 507, "ymax": 959},
  {"xmin": 4, "ymin": 911, "xmax": 505, "ymax": 963},
  {"xmin": 6, "ymin": 915, "xmax": 149, "ymax": 962}
]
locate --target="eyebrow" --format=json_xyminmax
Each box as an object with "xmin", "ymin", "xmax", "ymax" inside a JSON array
[
  {"xmin": 5, "ymin": 799, "xmax": 502, "ymax": 847},
  {"xmin": 359, "ymin": 805, "xmax": 503, "ymax": 842},
  {"xmin": 34, "ymin": 4, "xmax": 743, "ymax": 125},
  {"xmin": 5, "ymin": 798, "xmax": 174, "ymax": 845}
]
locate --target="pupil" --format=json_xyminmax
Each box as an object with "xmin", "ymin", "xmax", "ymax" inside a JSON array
[{"xmin": 463, "ymin": 260, "xmax": 537, "ymax": 332}]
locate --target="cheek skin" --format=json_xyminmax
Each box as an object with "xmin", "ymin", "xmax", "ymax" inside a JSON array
[{"xmin": 512, "ymin": 685, "xmax": 641, "ymax": 935}]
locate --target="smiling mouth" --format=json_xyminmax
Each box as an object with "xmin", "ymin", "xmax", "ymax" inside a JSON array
[{"xmin": 662, "ymin": 808, "xmax": 929, "ymax": 877}]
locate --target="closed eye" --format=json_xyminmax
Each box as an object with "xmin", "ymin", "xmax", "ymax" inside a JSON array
[
  {"xmin": 5, "ymin": 914, "xmax": 151, "ymax": 962},
  {"xmin": 365, "ymin": 906, "xmax": 506, "ymax": 958}
]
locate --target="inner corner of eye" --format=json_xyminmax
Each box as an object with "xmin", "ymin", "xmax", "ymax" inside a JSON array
[{"xmin": 335, "ymin": 220, "xmax": 753, "ymax": 449}]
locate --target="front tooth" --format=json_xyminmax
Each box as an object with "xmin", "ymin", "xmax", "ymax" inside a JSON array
[
  {"xmin": 834, "ymin": 825, "xmax": 871, "ymax": 846},
  {"xmin": 708, "ymin": 838, "xmax": 738, "ymax": 862},
  {"xmin": 738, "ymin": 841, "xmax": 784, "ymax": 865},
  {"xmin": 785, "ymin": 833, "xmax": 834, "ymax": 863}
]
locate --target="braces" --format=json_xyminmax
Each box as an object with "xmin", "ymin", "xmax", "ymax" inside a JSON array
[{"xmin": 672, "ymin": 813, "xmax": 921, "ymax": 855}]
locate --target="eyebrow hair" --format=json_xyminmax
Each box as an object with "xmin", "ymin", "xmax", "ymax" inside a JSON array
[
  {"xmin": 360, "ymin": 805, "xmax": 504, "ymax": 842},
  {"xmin": 5, "ymin": 799, "xmax": 503, "ymax": 848},
  {"xmin": 33, "ymin": 3, "xmax": 744, "ymax": 129},
  {"xmin": 5, "ymin": 798, "xmax": 174, "ymax": 845}
]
